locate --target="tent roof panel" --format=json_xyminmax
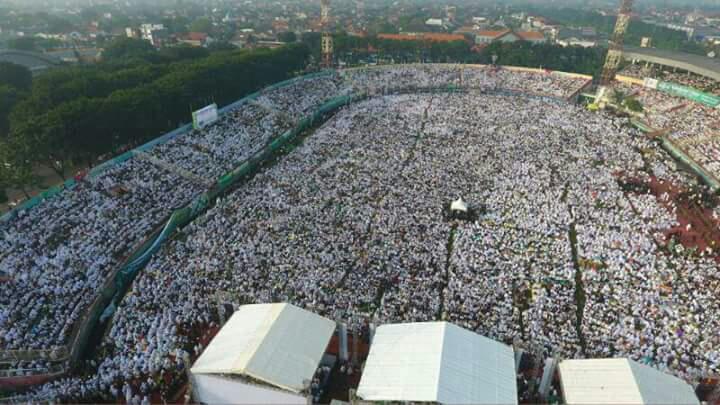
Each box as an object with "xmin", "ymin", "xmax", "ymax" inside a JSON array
[
  {"xmin": 190, "ymin": 303, "xmax": 336, "ymax": 394},
  {"xmin": 559, "ymin": 358, "xmax": 699, "ymax": 405},
  {"xmin": 357, "ymin": 321, "xmax": 517, "ymax": 404}
]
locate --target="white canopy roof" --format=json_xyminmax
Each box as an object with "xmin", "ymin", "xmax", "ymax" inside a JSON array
[
  {"xmin": 450, "ymin": 197, "xmax": 468, "ymax": 212},
  {"xmin": 559, "ymin": 358, "xmax": 699, "ymax": 405},
  {"xmin": 190, "ymin": 303, "xmax": 336, "ymax": 393},
  {"xmin": 356, "ymin": 321, "xmax": 517, "ymax": 404}
]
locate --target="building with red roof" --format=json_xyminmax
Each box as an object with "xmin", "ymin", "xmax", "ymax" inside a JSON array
[
  {"xmin": 475, "ymin": 30, "xmax": 546, "ymax": 45},
  {"xmin": 377, "ymin": 33, "xmax": 469, "ymax": 43}
]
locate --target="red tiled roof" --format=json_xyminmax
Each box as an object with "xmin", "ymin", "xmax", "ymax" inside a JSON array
[
  {"xmin": 422, "ymin": 33, "xmax": 466, "ymax": 42},
  {"xmin": 476, "ymin": 30, "xmax": 511, "ymax": 38},
  {"xmin": 377, "ymin": 33, "xmax": 467, "ymax": 42},
  {"xmin": 377, "ymin": 33, "xmax": 417, "ymax": 41},
  {"xmin": 517, "ymin": 31, "xmax": 545, "ymax": 40},
  {"xmin": 186, "ymin": 32, "xmax": 208, "ymax": 41}
]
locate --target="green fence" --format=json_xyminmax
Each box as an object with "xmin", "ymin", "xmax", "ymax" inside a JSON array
[
  {"xmin": 0, "ymin": 72, "xmax": 351, "ymax": 388},
  {"xmin": 630, "ymin": 120, "xmax": 720, "ymax": 193},
  {"xmin": 116, "ymin": 91, "xmax": 359, "ymax": 285},
  {"xmin": 660, "ymin": 138, "xmax": 720, "ymax": 192},
  {"xmin": 0, "ymin": 70, "xmax": 336, "ymax": 224},
  {"xmin": 62, "ymin": 91, "xmax": 361, "ymax": 378},
  {"xmin": 656, "ymin": 81, "xmax": 720, "ymax": 108}
]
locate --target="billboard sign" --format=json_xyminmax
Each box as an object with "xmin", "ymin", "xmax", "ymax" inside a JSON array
[
  {"xmin": 643, "ymin": 77, "xmax": 659, "ymax": 90},
  {"xmin": 656, "ymin": 81, "xmax": 720, "ymax": 108},
  {"xmin": 192, "ymin": 104, "xmax": 219, "ymax": 129}
]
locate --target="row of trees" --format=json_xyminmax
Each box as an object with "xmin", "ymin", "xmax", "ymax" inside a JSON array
[
  {"xmin": 301, "ymin": 32, "xmax": 476, "ymax": 65},
  {"xmin": 541, "ymin": 8, "xmax": 707, "ymax": 55},
  {"xmin": 0, "ymin": 42, "xmax": 310, "ymax": 200},
  {"xmin": 302, "ymin": 32, "xmax": 607, "ymax": 75},
  {"xmin": 476, "ymin": 41, "xmax": 608, "ymax": 76}
]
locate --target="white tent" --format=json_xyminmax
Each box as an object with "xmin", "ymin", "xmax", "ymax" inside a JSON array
[
  {"xmin": 191, "ymin": 303, "xmax": 336, "ymax": 395},
  {"xmin": 450, "ymin": 197, "xmax": 468, "ymax": 212},
  {"xmin": 558, "ymin": 358, "xmax": 699, "ymax": 405},
  {"xmin": 356, "ymin": 321, "xmax": 517, "ymax": 404}
]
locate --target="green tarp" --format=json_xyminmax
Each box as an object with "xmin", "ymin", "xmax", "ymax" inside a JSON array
[{"xmin": 656, "ymin": 81, "xmax": 720, "ymax": 108}]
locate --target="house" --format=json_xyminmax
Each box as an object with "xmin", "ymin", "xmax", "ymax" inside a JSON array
[
  {"xmin": 425, "ymin": 18, "xmax": 444, "ymax": 27},
  {"xmin": 454, "ymin": 26, "xmax": 479, "ymax": 36},
  {"xmin": 558, "ymin": 38, "xmax": 597, "ymax": 48},
  {"xmin": 272, "ymin": 18, "xmax": 290, "ymax": 33},
  {"xmin": 475, "ymin": 30, "xmax": 546, "ymax": 44},
  {"xmin": 377, "ymin": 33, "xmax": 468, "ymax": 43},
  {"xmin": 179, "ymin": 32, "xmax": 211, "ymax": 47},
  {"xmin": 517, "ymin": 31, "xmax": 547, "ymax": 43},
  {"xmin": 139, "ymin": 24, "xmax": 167, "ymax": 47}
]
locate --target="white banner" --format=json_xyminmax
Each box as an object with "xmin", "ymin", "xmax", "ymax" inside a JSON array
[
  {"xmin": 643, "ymin": 77, "xmax": 659, "ymax": 90},
  {"xmin": 192, "ymin": 104, "xmax": 219, "ymax": 129}
]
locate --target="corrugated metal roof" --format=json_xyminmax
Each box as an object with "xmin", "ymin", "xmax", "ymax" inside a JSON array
[
  {"xmin": 190, "ymin": 303, "xmax": 336, "ymax": 393},
  {"xmin": 356, "ymin": 322, "xmax": 517, "ymax": 404},
  {"xmin": 624, "ymin": 46, "xmax": 720, "ymax": 82},
  {"xmin": 559, "ymin": 358, "xmax": 699, "ymax": 405}
]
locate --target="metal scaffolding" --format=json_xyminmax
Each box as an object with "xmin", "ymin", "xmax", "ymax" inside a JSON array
[
  {"xmin": 600, "ymin": 0, "xmax": 634, "ymax": 85},
  {"xmin": 321, "ymin": 0, "xmax": 333, "ymax": 68}
]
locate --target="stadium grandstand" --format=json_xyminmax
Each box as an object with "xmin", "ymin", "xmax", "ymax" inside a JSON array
[
  {"xmin": 0, "ymin": 49, "xmax": 62, "ymax": 75},
  {"xmin": 623, "ymin": 46, "xmax": 720, "ymax": 83},
  {"xmin": 1, "ymin": 64, "xmax": 720, "ymax": 403},
  {"xmin": 608, "ymin": 50, "xmax": 720, "ymax": 194}
]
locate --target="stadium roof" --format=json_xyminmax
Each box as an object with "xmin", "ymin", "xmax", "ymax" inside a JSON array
[
  {"xmin": 356, "ymin": 321, "xmax": 517, "ymax": 405},
  {"xmin": 623, "ymin": 46, "xmax": 720, "ymax": 82},
  {"xmin": 558, "ymin": 358, "xmax": 699, "ymax": 405},
  {"xmin": 377, "ymin": 33, "xmax": 467, "ymax": 42},
  {"xmin": 0, "ymin": 49, "xmax": 61, "ymax": 74},
  {"xmin": 190, "ymin": 303, "xmax": 336, "ymax": 393}
]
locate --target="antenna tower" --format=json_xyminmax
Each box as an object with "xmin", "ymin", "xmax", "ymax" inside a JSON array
[
  {"xmin": 600, "ymin": 0, "xmax": 634, "ymax": 85},
  {"xmin": 321, "ymin": 0, "xmax": 333, "ymax": 68}
]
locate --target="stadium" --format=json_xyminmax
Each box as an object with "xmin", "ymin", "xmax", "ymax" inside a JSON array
[{"xmin": 1, "ymin": 62, "xmax": 720, "ymax": 404}]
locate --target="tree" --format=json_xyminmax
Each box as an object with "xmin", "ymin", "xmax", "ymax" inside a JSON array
[
  {"xmin": 0, "ymin": 85, "xmax": 23, "ymax": 136},
  {"xmin": 0, "ymin": 137, "xmax": 40, "ymax": 199},
  {"xmin": 207, "ymin": 41, "xmax": 237, "ymax": 52},
  {"xmin": 163, "ymin": 15, "xmax": 191, "ymax": 34},
  {"xmin": 0, "ymin": 62, "xmax": 32, "ymax": 91},
  {"xmin": 7, "ymin": 37, "xmax": 37, "ymax": 52},
  {"xmin": 9, "ymin": 111, "xmax": 72, "ymax": 181},
  {"xmin": 3, "ymin": 43, "xmax": 311, "ymax": 190},
  {"xmin": 277, "ymin": 31, "xmax": 297, "ymax": 43},
  {"xmin": 611, "ymin": 89, "xmax": 626, "ymax": 106},
  {"xmin": 475, "ymin": 42, "xmax": 606, "ymax": 76},
  {"xmin": 189, "ymin": 17, "xmax": 213, "ymax": 34},
  {"xmin": 159, "ymin": 45, "xmax": 210, "ymax": 61},
  {"xmin": 624, "ymin": 96, "xmax": 644, "ymax": 113},
  {"xmin": 102, "ymin": 37, "xmax": 156, "ymax": 62}
]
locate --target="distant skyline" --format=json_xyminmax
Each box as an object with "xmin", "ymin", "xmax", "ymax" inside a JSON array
[{"xmin": 0, "ymin": 0, "xmax": 718, "ymax": 9}]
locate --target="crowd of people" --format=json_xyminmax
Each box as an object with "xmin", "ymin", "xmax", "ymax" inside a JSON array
[
  {"xmin": 620, "ymin": 63, "xmax": 720, "ymax": 96},
  {"xmin": 611, "ymin": 79, "xmax": 720, "ymax": 180},
  {"xmin": 1, "ymin": 65, "xmax": 719, "ymax": 402},
  {"xmin": 0, "ymin": 158, "xmax": 203, "ymax": 357},
  {"xmin": 146, "ymin": 103, "xmax": 291, "ymax": 180},
  {"xmin": 0, "ymin": 74, "xmax": 347, "ymax": 367},
  {"xmin": 342, "ymin": 64, "xmax": 590, "ymax": 99},
  {"xmin": 255, "ymin": 75, "xmax": 352, "ymax": 121}
]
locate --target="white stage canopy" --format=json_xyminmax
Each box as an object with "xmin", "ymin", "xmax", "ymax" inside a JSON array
[
  {"xmin": 190, "ymin": 303, "xmax": 336, "ymax": 393},
  {"xmin": 356, "ymin": 321, "xmax": 517, "ymax": 404},
  {"xmin": 559, "ymin": 358, "xmax": 699, "ymax": 405}
]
